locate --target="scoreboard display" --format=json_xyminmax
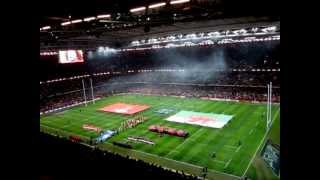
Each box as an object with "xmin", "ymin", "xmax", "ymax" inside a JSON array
[{"xmin": 58, "ymin": 50, "xmax": 84, "ymax": 64}]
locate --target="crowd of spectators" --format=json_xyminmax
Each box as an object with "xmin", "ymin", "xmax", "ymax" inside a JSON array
[
  {"xmin": 40, "ymin": 69, "xmax": 280, "ymax": 112},
  {"xmin": 40, "ymin": 41, "xmax": 280, "ymax": 112},
  {"xmin": 40, "ymin": 91, "xmax": 84, "ymax": 112},
  {"xmin": 106, "ymin": 71, "xmax": 280, "ymax": 86},
  {"xmin": 127, "ymin": 85, "xmax": 280, "ymax": 102}
]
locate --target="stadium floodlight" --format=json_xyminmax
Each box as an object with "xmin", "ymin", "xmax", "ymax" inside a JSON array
[
  {"xmin": 262, "ymin": 26, "xmax": 277, "ymax": 33},
  {"xmin": 61, "ymin": 21, "xmax": 72, "ymax": 26},
  {"xmin": 71, "ymin": 19, "xmax": 82, "ymax": 24},
  {"xmin": 148, "ymin": 38, "xmax": 157, "ymax": 43},
  {"xmin": 42, "ymin": 26, "xmax": 51, "ymax": 30},
  {"xmin": 208, "ymin": 31, "xmax": 220, "ymax": 37},
  {"xmin": 170, "ymin": 0, "xmax": 190, "ymax": 5},
  {"xmin": 84, "ymin": 17, "xmax": 96, "ymax": 22},
  {"xmin": 166, "ymin": 35, "xmax": 175, "ymax": 40},
  {"xmin": 130, "ymin": 7, "xmax": 146, "ymax": 13},
  {"xmin": 234, "ymin": 29, "xmax": 246, "ymax": 35},
  {"xmin": 97, "ymin": 14, "xmax": 111, "ymax": 19},
  {"xmin": 198, "ymin": 32, "xmax": 205, "ymax": 37},
  {"xmin": 251, "ymin": 27, "xmax": 259, "ymax": 33},
  {"xmin": 201, "ymin": 40, "xmax": 214, "ymax": 45},
  {"xmin": 98, "ymin": 46, "xmax": 105, "ymax": 52},
  {"xmin": 149, "ymin": 2, "xmax": 166, "ymax": 9},
  {"xmin": 186, "ymin": 33, "xmax": 197, "ymax": 39},
  {"xmin": 131, "ymin": 41, "xmax": 140, "ymax": 45}
]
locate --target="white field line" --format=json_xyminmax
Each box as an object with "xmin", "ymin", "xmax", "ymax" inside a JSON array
[
  {"xmin": 43, "ymin": 110, "xmax": 117, "ymax": 135},
  {"xmin": 165, "ymin": 127, "xmax": 206, "ymax": 157},
  {"xmin": 235, "ymin": 146, "xmax": 241, "ymax": 153},
  {"xmin": 40, "ymin": 124, "xmax": 89, "ymax": 140},
  {"xmin": 242, "ymin": 107, "xmax": 280, "ymax": 177},
  {"xmin": 40, "ymin": 98, "xmax": 101, "ymax": 115},
  {"xmin": 224, "ymin": 144, "xmax": 241, "ymax": 169},
  {"xmin": 213, "ymin": 159, "xmax": 227, "ymax": 165},
  {"xmin": 225, "ymin": 145, "xmax": 238, "ymax": 149},
  {"xmin": 121, "ymin": 146, "xmax": 242, "ymax": 179},
  {"xmin": 224, "ymin": 158, "xmax": 232, "ymax": 168},
  {"xmin": 249, "ymin": 129, "xmax": 254, "ymax": 135},
  {"xmin": 42, "ymin": 95, "xmax": 242, "ymax": 179},
  {"xmin": 65, "ymin": 110, "xmax": 122, "ymax": 126},
  {"xmin": 117, "ymin": 92, "xmax": 280, "ymax": 105}
]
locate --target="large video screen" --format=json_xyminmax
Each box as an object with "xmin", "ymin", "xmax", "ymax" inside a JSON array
[{"xmin": 59, "ymin": 50, "xmax": 84, "ymax": 64}]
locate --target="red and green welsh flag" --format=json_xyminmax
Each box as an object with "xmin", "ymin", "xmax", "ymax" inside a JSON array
[{"xmin": 166, "ymin": 111, "xmax": 233, "ymax": 128}]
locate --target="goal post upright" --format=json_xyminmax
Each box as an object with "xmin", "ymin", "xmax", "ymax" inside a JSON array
[
  {"xmin": 266, "ymin": 84, "xmax": 269, "ymax": 130},
  {"xmin": 266, "ymin": 82, "xmax": 273, "ymax": 130},
  {"xmin": 90, "ymin": 78, "xmax": 95, "ymax": 104},
  {"xmin": 82, "ymin": 78, "xmax": 87, "ymax": 106},
  {"xmin": 269, "ymin": 82, "xmax": 272, "ymax": 129}
]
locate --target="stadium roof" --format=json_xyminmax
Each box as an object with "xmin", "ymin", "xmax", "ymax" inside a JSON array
[{"xmin": 40, "ymin": 0, "xmax": 279, "ymax": 50}]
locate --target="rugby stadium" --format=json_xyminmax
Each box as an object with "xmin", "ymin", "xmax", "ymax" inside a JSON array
[{"xmin": 40, "ymin": 1, "xmax": 280, "ymax": 179}]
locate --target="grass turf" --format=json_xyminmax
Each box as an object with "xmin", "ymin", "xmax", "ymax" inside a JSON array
[
  {"xmin": 40, "ymin": 94, "xmax": 280, "ymax": 178},
  {"xmin": 246, "ymin": 109, "xmax": 280, "ymax": 180}
]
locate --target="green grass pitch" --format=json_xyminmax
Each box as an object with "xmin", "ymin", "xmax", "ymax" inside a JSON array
[{"xmin": 40, "ymin": 94, "xmax": 280, "ymax": 178}]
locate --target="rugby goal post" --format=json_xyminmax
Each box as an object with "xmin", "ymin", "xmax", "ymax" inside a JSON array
[{"xmin": 266, "ymin": 82, "xmax": 272, "ymax": 130}]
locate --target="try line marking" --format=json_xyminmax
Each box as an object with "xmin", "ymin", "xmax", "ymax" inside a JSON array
[
  {"xmin": 224, "ymin": 158, "xmax": 232, "ymax": 168},
  {"xmin": 213, "ymin": 159, "xmax": 227, "ymax": 165},
  {"xmin": 109, "ymin": 144, "xmax": 242, "ymax": 179},
  {"xmin": 242, "ymin": 107, "xmax": 280, "ymax": 177},
  {"xmin": 249, "ymin": 129, "xmax": 254, "ymax": 135},
  {"xmin": 165, "ymin": 127, "xmax": 205, "ymax": 157}
]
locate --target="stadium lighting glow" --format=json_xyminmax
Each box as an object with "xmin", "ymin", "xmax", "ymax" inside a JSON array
[
  {"xmin": 84, "ymin": 17, "xmax": 96, "ymax": 22},
  {"xmin": 130, "ymin": 7, "xmax": 146, "ymax": 13},
  {"xmin": 167, "ymin": 36, "xmax": 175, "ymax": 40},
  {"xmin": 98, "ymin": 47, "xmax": 104, "ymax": 52},
  {"xmin": 186, "ymin": 33, "xmax": 196, "ymax": 39},
  {"xmin": 170, "ymin": 0, "xmax": 190, "ymax": 5},
  {"xmin": 97, "ymin": 14, "xmax": 111, "ymax": 19},
  {"xmin": 148, "ymin": 2, "xmax": 166, "ymax": 9},
  {"xmin": 251, "ymin": 27, "xmax": 259, "ymax": 33},
  {"xmin": 42, "ymin": 26, "xmax": 51, "ymax": 30},
  {"xmin": 262, "ymin": 26, "xmax": 277, "ymax": 33},
  {"xmin": 208, "ymin": 32, "xmax": 220, "ymax": 37},
  {"xmin": 61, "ymin": 21, "xmax": 71, "ymax": 26},
  {"xmin": 71, "ymin": 19, "xmax": 82, "ymax": 24},
  {"xmin": 234, "ymin": 29, "xmax": 246, "ymax": 35},
  {"xmin": 132, "ymin": 41, "xmax": 140, "ymax": 45}
]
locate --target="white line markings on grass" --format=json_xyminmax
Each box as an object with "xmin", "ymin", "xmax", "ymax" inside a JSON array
[
  {"xmin": 121, "ymin": 146, "xmax": 242, "ymax": 179},
  {"xmin": 225, "ymin": 145, "xmax": 238, "ymax": 149},
  {"xmin": 249, "ymin": 129, "xmax": 254, "ymax": 135},
  {"xmin": 224, "ymin": 158, "xmax": 232, "ymax": 168},
  {"xmin": 165, "ymin": 127, "xmax": 205, "ymax": 157},
  {"xmin": 242, "ymin": 107, "xmax": 280, "ymax": 177},
  {"xmin": 235, "ymin": 146, "xmax": 241, "ymax": 153},
  {"xmin": 213, "ymin": 159, "xmax": 227, "ymax": 164}
]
